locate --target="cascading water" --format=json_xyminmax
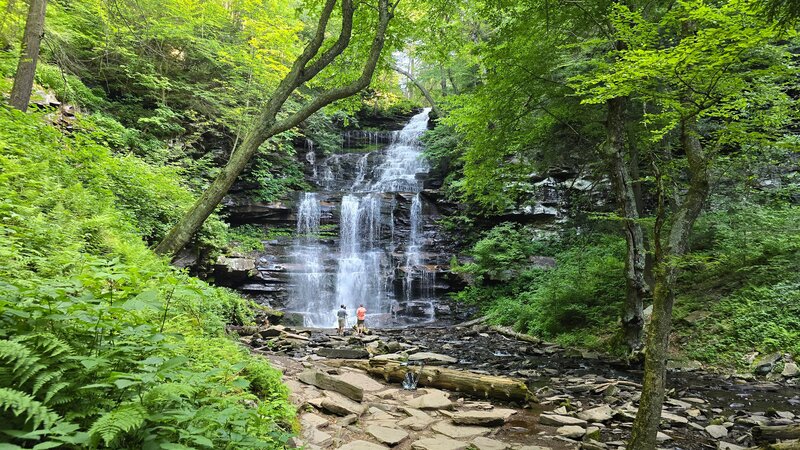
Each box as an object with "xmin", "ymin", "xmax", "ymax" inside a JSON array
[{"xmin": 288, "ymin": 108, "xmax": 435, "ymax": 327}]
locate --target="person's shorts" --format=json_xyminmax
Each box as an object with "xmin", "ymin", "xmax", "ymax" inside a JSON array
[
  {"xmin": 357, "ymin": 319, "xmax": 365, "ymax": 325},
  {"xmin": 338, "ymin": 318, "xmax": 345, "ymax": 327}
]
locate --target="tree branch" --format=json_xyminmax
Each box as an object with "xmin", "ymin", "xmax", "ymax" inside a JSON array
[{"xmin": 391, "ymin": 64, "xmax": 443, "ymax": 118}]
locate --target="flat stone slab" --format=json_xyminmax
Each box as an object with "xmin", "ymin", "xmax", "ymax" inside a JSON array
[
  {"xmin": 299, "ymin": 369, "xmax": 364, "ymax": 401},
  {"xmin": 317, "ymin": 347, "xmax": 370, "ymax": 359},
  {"xmin": 432, "ymin": 421, "xmax": 491, "ymax": 439},
  {"xmin": 339, "ymin": 440, "xmax": 389, "ymax": 450},
  {"xmin": 538, "ymin": 414, "xmax": 587, "ymax": 427},
  {"xmin": 321, "ymin": 391, "xmax": 366, "ymax": 416},
  {"xmin": 471, "ymin": 436, "xmax": 510, "ymax": 450},
  {"xmin": 300, "ymin": 412, "xmax": 330, "ymax": 428},
  {"xmin": 577, "ymin": 405, "xmax": 613, "ymax": 422},
  {"xmin": 398, "ymin": 415, "xmax": 434, "ymax": 431},
  {"xmin": 406, "ymin": 391, "xmax": 453, "ymax": 410},
  {"xmin": 661, "ymin": 412, "xmax": 689, "ymax": 425},
  {"xmin": 411, "ymin": 437, "xmax": 470, "ymax": 450},
  {"xmin": 367, "ymin": 424, "xmax": 409, "ymax": 446},
  {"xmin": 408, "ymin": 352, "xmax": 458, "ymax": 364},
  {"xmin": 705, "ymin": 424, "xmax": 728, "ymax": 439},
  {"xmin": 452, "ymin": 409, "xmax": 516, "ymax": 426},
  {"xmin": 339, "ymin": 370, "xmax": 386, "ymax": 392},
  {"xmin": 556, "ymin": 425, "xmax": 585, "ymax": 439}
]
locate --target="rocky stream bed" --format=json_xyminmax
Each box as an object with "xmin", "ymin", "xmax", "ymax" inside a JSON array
[{"xmin": 233, "ymin": 319, "xmax": 800, "ymax": 450}]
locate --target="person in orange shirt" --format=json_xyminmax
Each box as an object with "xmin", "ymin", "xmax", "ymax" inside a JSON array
[{"xmin": 356, "ymin": 304, "xmax": 367, "ymax": 335}]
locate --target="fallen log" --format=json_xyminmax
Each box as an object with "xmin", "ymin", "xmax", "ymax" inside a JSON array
[
  {"xmin": 754, "ymin": 425, "xmax": 800, "ymax": 445},
  {"xmin": 760, "ymin": 440, "xmax": 800, "ymax": 450},
  {"xmin": 490, "ymin": 325, "xmax": 541, "ymax": 345},
  {"xmin": 324, "ymin": 359, "xmax": 537, "ymax": 404}
]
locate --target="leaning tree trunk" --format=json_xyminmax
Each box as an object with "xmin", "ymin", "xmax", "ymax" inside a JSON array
[
  {"xmin": 155, "ymin": 0, "xmax": 393, "ymax": 256},
  {"xmin": 627, "ymin": 115, "xmax": 709, "ymax": 449},
  {"xmin": 606, "ymin": 96, "xmax": 649, "ymax": 353},
  {"xmin": 9, "ymin": 0, "xmax": 47, "ymax": 112},
  {"xmin": 392, "ymin": 64, "xmax": 444, "ymax": 118}
]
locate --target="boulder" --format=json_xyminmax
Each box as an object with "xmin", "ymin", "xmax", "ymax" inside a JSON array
[
  {"xmin": 411, "ymin": 437, "xmax": 470, "ymax": 450},
  {"xmin": 318, "ymin": 347, "xmax": 370, "ymax": 359},
  {"xmin": 782, "ymin": 362, "xmax": 799, "ymax": 377},
  {"xmin": 339, "ymin": 440, "xmax": 389, "ymax": 450},
  {"xmin": 538, "ymin": 414, "xmax": 587, "ymax": 427},
  {"xmin": 577, "ymin": 405, "xmax": 613, "ymax": 423},
  {"xmin": 432, "ymin": 421, "xmax": 491, "ymax": 439},
  {"xmin": 753, "ymin": 352, "xmax": 782, "ymax": 374},
  {"xmin": 408, "ymin": 352, "xmax": 458, "ymax": 364},
  {"xmin": 406, "ymin": 391, "xmax": 453, "ymax": 410},
  {"xmin": 367, "ymin": 425, "xmax": 409, "ymax": 446},
  {"xmin": 298, "ymin": 369, "xmax": 364, "ymax": 401},
  {"xmin": 556, "ymin": 425, "xmax": 586, "ymax": 439},
  {"xmin": 452, "ymin": 409, "xmax": 517, "ymax": 426}
]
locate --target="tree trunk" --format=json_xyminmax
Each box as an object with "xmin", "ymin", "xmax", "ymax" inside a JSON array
[
  {"xmin": 392, "ymin": 64, "xmax": 444, "ymax": 118},
  {"xmin": 155, "ymin": 0, "xmax": 393, "ymax": 256},
  {"xmin": 447, "ymin": 68, "xmax": 459, "ymax": 94},
  {"xmin": 324, "ymin": 359, "xmax": 536, "ymax": 403},
  {"xmin": 754, "ymin": 425, "xmax": 800, "ymax": 444},
  {"xmin": 9, "ymin": 0, "xmax": 47, "ymax": 112},
  {"xmin": 627, "ymin": 115, "xmax": 710, "ymax": 449},
  {"xmin": 439, "ymin": 65, "xmax": 448, "ymax": 96},
  {"xmin": 606, "ymin": 96, "xmax": 649, "ymax": 353}
]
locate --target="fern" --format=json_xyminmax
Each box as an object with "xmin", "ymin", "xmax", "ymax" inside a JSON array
[
  {"xmin": 88, "ymin": 403, "xmax": 147, "ymax": 446},
  {"xmin": 0, "ymin": 387, "xmax": 60, "ymax": 429}
]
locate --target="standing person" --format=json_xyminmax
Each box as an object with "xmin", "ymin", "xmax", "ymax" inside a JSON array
[
  {"xmin": 356, "ymin": 304, "xmax": 367, "ymax": 335},
  {"xmin": 337, "ymin": 305, "xmax": 347, "ymax": 336}
]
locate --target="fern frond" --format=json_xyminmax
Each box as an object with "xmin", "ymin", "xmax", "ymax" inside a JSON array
[
  {"xmin": 0, "ymin": 387, "xmax": 60, "ymax": 429},
  {"xmin": 14, "ymin": 334, "xmax": 74, "ymax": 361},
  {"xmin": 43, "ymin": 381, "xmax": 71, "ymax": 406},
  {"xmin": 31, "ymin": 369, "xmax": 64, "ymax": 396},
  {"xmin": 0, "ymin": 339, "xmax": 38, "ymax": 377},
  {"xmin": 88, "ymin": 403, "xmax": 147, "ymax": 446},
  {"xmin": 16, "ymin": 362, "xmax": 46, "ymax": 386}
]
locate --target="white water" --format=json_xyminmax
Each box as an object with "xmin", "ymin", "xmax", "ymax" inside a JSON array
[{"xmin": 288, "ymin": 108, "xmax": 435, "ymax": 327}]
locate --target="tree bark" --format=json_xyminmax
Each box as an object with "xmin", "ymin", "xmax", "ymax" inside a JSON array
[
  {"xmin": 392, "ymin": 64, "xmax": 444, "ymax": 118},
  {"xmin": 627, "ymin": 115, "xmax": 710, "ymax": 449},
  {"xmin": 606, "ymin": 96, "xmax": 649, "ymax": 353},
  {"xmin": 9, "ymin": 0, "xmax": 47, "ymax": 112},
  {"xmin": 155, "ymin": 0, "xmax": 393, "ymax": 256}
]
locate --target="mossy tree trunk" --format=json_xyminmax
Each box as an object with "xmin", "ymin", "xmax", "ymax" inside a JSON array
[
  {"xmin": 606, "ymin": 95, "xmax": 649, "ymax": 353},
  {"xmin": 155, "ymin": 0, "xmax": 394, "ymax": 256},
  {"xmin": 9, "ymin": 0, "xmax": 47, "ymax": 112},
  {"xmin": 627, "ymin": 114, "xmax": 710, "ymax": 449}
]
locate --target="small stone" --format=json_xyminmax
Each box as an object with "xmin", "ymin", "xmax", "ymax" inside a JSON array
[
  {"xmin": 556, "ymin": 425, "xmax": 585, "ymax": 439},
  {"xmin": 367, "ymin": 425, "xmax": 409, "ymax": 446},
  {"xmin": 705, "ymin": 424, "xmax": 728, "ymax": 439},
  {"xmin": 656, "ymin": 432, "xmax": 672, "ymax": 442},
  {"xmin": 717, "ymin": 442, "xmax": 746, "ymax": 450},
  {"xmin": 660, "ymin": 412, "xmax": 689, "ymax": 425}
]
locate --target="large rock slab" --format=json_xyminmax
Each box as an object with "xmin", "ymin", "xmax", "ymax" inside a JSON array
[
  {"xmin": 320, "ymin": 391, "xmax": 366, "ymax": 416},
  {"xmin": 432, "ymin": 421, "xmax": 491, "ymax": 439},
  {"xmin": 340, "ymin": 440, "xmax": 389, "ymax": 450},
  {"xmin": 660, "ymin": 412, "xmax": 689, "ymax": 425},
  {"xmin": 406, "ymin": 391, "xmax": 453, "ymax": 410},
  {"xmin": 577, "ymin": 405, "xmax": 613, "ymax": 422},
  {"xmin": 338, "ymin": 370, "xmax": 386, "ymax": 392},
  {"xmin": 367, "ymin": 425, "xmax": 409, "ymax": 446},
  {"xmin": 411, "ymin": 437, "xmax": 470, "ymax": 450},
  {"xmin": 452, "ymin": 409, "xmax": 517, "ymax": 426},
  {"xmin": 318, "ymin": 347, "xmax": 370, "ymax": 359},
  {"xmin": 705, "ymin": 424, "xmax": 728, "ymax": 439},
  {"xmin": 408, "ymin": 352, "xmax": 458, "ymax": 364},
  {"xmin": 538, "ymin": 414, "xmax": 587, "ymax": 427},
  {"xmin": 299, "ymin": 369, "xmax": 364, "ymax": 401},
  {"xmin": 398, "ymin": 415, "xmax": 435, "ymax": 431}
]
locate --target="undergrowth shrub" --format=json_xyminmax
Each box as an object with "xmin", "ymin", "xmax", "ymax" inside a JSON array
[{"xmin": 0, "ymin": 106, "xmax": 295, "ymax": 448}]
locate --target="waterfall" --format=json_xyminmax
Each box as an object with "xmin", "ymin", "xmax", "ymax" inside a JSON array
[{"xmin": 288, "ymin": 108, "xmax": 435, "ymax": 327}]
